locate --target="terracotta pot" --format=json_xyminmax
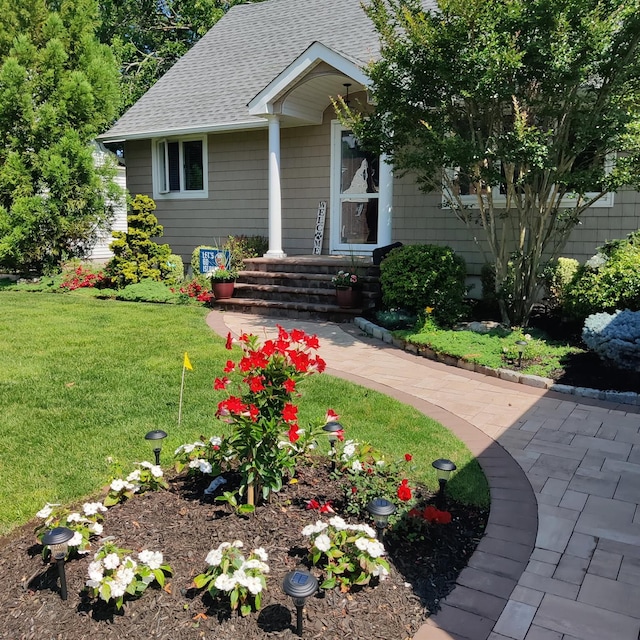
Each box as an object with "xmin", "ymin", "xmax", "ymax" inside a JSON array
[
  {"xmin": 335, "ymin": 286, "xmax": 357, "ymax": 309},
  {"xmin": 212, "ymin": 281, "xmax": 235, "ymax": 300}
]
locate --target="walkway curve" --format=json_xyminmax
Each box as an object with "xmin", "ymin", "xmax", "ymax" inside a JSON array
[{"xmin": 206, "ymin": 311, "xmax": 640, "ymax": 640}]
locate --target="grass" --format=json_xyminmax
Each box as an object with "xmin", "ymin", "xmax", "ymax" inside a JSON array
[
  {"xmin": 0, "ymin": 291, "xmax": 489, "ymax": 535},
  {"xmin": 397, "ymin": 321, "xmax": 583, "ymax": 378}
]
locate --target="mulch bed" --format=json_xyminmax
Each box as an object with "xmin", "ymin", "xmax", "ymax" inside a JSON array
[{"xmin": 0, "ymin": 462, "xmax": 487, "ymax": 640}]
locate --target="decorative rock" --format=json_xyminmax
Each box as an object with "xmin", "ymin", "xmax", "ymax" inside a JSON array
[
  {"xmin": 475, "ymin": 364, "xmax": 499, "ymax": 378},
  {"xmin": 498, "ymin": 368, "xmax": 522, "ymax": 383},
  {"xmin": 550, "ymin": 384, "xmax": 576, "ymax": 395},
  {"xmin": 462, "ymin": 321, "xmax": 503, "ymax": 334},
  {"xmin": 382, "ymin": 330, "xmax": 393, "ymax": 344},
  {"xmin": 521, "ymin": 375, "xmax": 553, "ymax": 389},
  {"xmin": 457, "ymin": 359, "xmax": 476, "ymax": 371},
  {"xmin": 574, "ymin": 387, "xmax": 603, "ymax": 400}
]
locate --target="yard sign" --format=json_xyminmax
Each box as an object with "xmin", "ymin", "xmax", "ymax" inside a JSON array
[
  {"xmin": 313, "ymin": 201, "xmax": 327, "ymax": 255},
  {"xmin": 200, "ymin": 249, "xmax": 231, "ymax": 275}
]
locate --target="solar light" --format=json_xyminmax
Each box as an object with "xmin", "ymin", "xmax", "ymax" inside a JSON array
[
  {"xmin": 282, "ymin": 569, "xmax": 318, "ymax": 637},
  {"xmin": 322, "ymin": 421, "xmax": 343, "ymax": 471},
  {"xmin": 366, "ymin": 498, "xmax": 396, "ymax": 541},
  {"xmin": 145, "ymin": 429, "xmax": 167, "ymax": 466},
  {"xmin": 432, "ymin": 458, "xmax": 456, "ymax": 508},
  {"xmin": 515, "ymin": 340, "xmax": 528, "ymax": 368},
  {"xmin": 42, "ymin": 526, "xmax": 74, "ymax": 600}
]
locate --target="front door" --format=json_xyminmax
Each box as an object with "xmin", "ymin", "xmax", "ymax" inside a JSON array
[{"xmin": 330, "ymin": 122, "xmax": 381, "ymax": 253}]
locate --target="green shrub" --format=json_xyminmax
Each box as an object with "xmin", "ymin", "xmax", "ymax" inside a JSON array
[
  {"xmin": 379, "ymin": 244, "xmax": 467, "ymax": 326},
  {"xmin": 105, "ymin": 195, "xmax": 173, "ymax": 288},
  {"xmin": 542, "ymin": 257, "xmax": 579, "ymax": 310},
  {"xmin": 563, "ymin": 230, "xmax": 640, "ymax": 321},
  {"xmin": 116, "ymin": 279, "xmax": 180, "ymax": 303},
  {"xmin": 166, "ymin": 254, "xmax": 184, "ymax": 285}
]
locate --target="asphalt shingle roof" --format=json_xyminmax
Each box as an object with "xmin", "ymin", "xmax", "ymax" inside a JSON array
[{"xmin": 101, "ymin": 0, "xmax": 385, "ymax": 140}]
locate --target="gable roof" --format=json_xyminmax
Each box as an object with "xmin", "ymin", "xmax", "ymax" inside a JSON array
[{"xmin": 100, "ymin": 0, "xmax": 384, "ymax": 141}]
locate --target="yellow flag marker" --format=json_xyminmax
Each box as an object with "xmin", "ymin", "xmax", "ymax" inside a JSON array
[
  {"xmin": 183, "ymin": 352, "xmax": 193, "ymax": 371},
  {"xmin": 179, "ymin": 352, "xmax": 193, "ymax": 425}
]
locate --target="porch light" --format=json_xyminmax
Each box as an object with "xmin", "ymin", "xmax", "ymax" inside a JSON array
[
  {"xmin": 366, "ymin": 498, "xmax": 396, "ymax": 541},
  {"xmin": 515, "ymin": 340, "xmax": 528, "ymax": 368},
  {"xmin": 322, "ymin": 421, "xmax": 343, "ymax": 472},
  {"xmin": 432, "ymin": 459, "xmax": 456, "ymax": 508},
  {"xmin": 282, "ymin": 569, "xmax": 318, "ymax": 637},
  {"xmin": 42, "ymin": 526, "xmax": 74, "ymax": 600},
  {"xmin": 343, "ymin": 82, "xmax": 351, "ymax": 107},
  {"xmin": 145, "ymin": 429, "xmax": 167, "ymax": 466}
]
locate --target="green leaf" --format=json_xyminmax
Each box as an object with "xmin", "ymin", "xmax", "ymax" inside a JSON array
[
  {"xmin": 153, "ymin": 568, "xmax": 165, "ymax": 586},
  {"xmin": 192, "ymin": 573, "xmax": 211, "ymax": 589},
  {"xmin": 320, "ymin": 577, "xmax": 336, "ymax": 590},
  {"xmin": 237, "ymin": 503, "xmax": 255, "ymax": 514}
]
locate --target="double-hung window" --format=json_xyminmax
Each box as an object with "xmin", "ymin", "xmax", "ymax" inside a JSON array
[{"xmin": 153, "ymin": 136, "xmax": 208, "ymax": 199}]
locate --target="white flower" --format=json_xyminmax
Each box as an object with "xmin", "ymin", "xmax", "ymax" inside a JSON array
[
  {"xmin": 342, "ymin": 441, "xmax": 356, "ymax": 458},
  {"xmin": 89, "ymin": 522, "xmax": 104, "ymax": 535},
  {"xmin": 138, "ymin": 550, "xmax": 164, "ymax": 570},
  {"xmin": 365, "ymin": 539, "xmax": 386, "ymax": 558},
  {"xmin": 86, "ymin": 578, "xmax": 101, "ymax": 589},
  {"xmin": 243, "ymin": 559, "xmax": 269, "ymax": 573},
  {"xmin": 205, "ymin": 549, "xmax": 223, "ymax": 566},
  {"xmin": 232, "ymin": 540, "xmax": 244, "ymax": 548},
  {"xmin": 329, "ymin": 516, "xmax": 347, "ymax": 530},
  {"xmin": 314, "ymin": 534, "xmax": 332, "ymax": 553},
  {"xmin": 36, "ymin": 503, "xmax": 58, "ymax": 519},
  {"xmin": 234, "ymin": 568, "xmax": 249, "ymax": 587},
  {"xmin": 103, "ymin": 553, "xmax": 120, "ymax": 570},
  {"xmin": 197, "ymin": 460, "xmax": 212, "ymax": 474},
  {"xmin": 109, "ymin": 578, "xmax": 127, "ymax": 598},
  {"xmin": 372, "ymin": 564, "xmax": 389, "ymax": 579},
  {"xmin": 301, "ymin": 522, "xmax": 328, "ymax": 537},
  {"xmin": 83, "ymin": 502, "xmax": 106, "ymax": 516},
  {"xmin": 149, "ymin": 465, "xmax": 163, "ymax": 478},
  {"xmin": 110, "ymin": 478, "xmax": 126, "ymax": 492},
  {"xmin": 127, "ymin": 469, "xmax": 141, "ymax": 482},
  {"xmin": 66, "ymin": 512, "xmax": 84, "ymax": 523},
  {"xmin": 245, "ymin": 576, "xmax": 264, "ymax": 595},
  {"xmin": 355, "ymin": 537, "xmax": 369, "ymax": 552},
  {"xmin": 376, "ymin": 460, "xmax": 385, "ymax": 467},
  {"xmin": 68, "ymin": 531, "xmax": 84, "ymax": 547},
  {"xmin": 219, "ymin": 542, "xmax": 232, "ymax": 550},
  {"xmin": 351, "ymin": 460, "xmax": 363, "ymax": 472},
  {"xmin": 253, "ymin": 547, "xmax": 268, "ymax": 562},
  {"xmin": 87, "ymin": 560, "xmax": 104, "ymax": 582},
  {"xmin": 214, "ymin": 573, "xmax": 237, "ymax": 592},
  {"xmin": 210, "ymin": 436, "xmax": 222, "ymax": 447}
]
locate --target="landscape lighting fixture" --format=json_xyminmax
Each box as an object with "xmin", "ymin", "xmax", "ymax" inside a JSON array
[
  {"xmin": 282, "ymin": 569, "xmax": 319, "ymax": 637},
  {"xmin": 515, "ymin": 340, "xmax": 528, "ymax": 369},
  {"xmin": 432, "ymin": 458, "xmax": 456, "ymax": 509},
  {"xmin": 322, "ymin": 421, "xmax": 343, "ymax": 472},
  {"xmin": 42, "ymin": 526, "xmax": 74, "ymax": 600},
  {"xmin": 366, "ymin": 498, "xmax": 397, "ymax": 541},
  {"xmin": 343, "ymin": 82, "xmax": 351, "ymax": 107},
  {"xmin": 145, "ymin": 429, "xmax": 167, "ymax": 466}
]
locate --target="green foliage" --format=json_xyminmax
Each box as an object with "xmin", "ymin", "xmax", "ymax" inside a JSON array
[
  {"xmin": 166, "ymin": 254, "xmax": 184, "ymax": 285},
  {"xmin": 347, "ymin": 0, "xmax": 640, "ymax": 326},
  {"xmin": 542, "ymin": 257, "xmax": 579, "ymax": 310},
  {"xmin": 116, "ymin": 279, "xmax": 179, "ymax": 304},
  {"xmin": 0, "ymin": 0, "xmax": 121, "ymax": 273},
  {"xmin": 563, "ymin": 231, "xmax": 640, "ymax": 321},
  {"xmin": 379, "ymin": 244, "xmax": 467, "ymax": 326},
  {"xmin": 105, "ymin": 195, "xmax": 173, "ymax": 287}
]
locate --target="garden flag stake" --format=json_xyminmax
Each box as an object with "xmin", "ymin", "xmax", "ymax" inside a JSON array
[{"xmin": 178, "ymin": 352, "xmax": 193, "ymax": 425}]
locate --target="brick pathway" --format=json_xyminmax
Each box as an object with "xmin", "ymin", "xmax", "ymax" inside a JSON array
[{"xmin": 208, "ymin": 311, "xmax": 640, "ymax": 640}]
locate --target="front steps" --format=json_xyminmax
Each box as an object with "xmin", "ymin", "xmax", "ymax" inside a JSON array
[{"xmin": 211, "ymin": 256, "xmax": 380, "ymax": 322}]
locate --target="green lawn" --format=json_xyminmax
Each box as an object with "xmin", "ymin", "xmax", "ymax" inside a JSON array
[{"xmin": 0, "ymin": 291, "xmax": 488, "ymax": 535}]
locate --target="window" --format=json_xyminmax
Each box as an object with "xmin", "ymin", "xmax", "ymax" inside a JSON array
[
  {"xmin": 153, "ymin": 136, "xmax": 208, "ymax": 199},
  {"xmin": 443, "ymin": 154, "xmax": 614, "ymax": 209}
]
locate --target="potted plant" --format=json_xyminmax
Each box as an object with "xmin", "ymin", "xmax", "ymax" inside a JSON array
[
  {"xmin": 211, "ymin": 264, "xmax": 238, "ymax": 299},
  {"xmin": 331, "ymin": 270, "xmax": 360, "ymax": 308}
]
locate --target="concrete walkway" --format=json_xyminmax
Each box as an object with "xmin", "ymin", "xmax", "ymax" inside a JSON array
[{"xmin": 207, "ymin": 311, "xmax": 640, "ymax": 640}]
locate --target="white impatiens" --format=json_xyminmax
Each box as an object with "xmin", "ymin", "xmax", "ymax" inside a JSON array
[
  {"xmin": 314, "ymin": 534, "xmax": 332, "ymax": 553},
  {"xmin": 83, "ymin": 502, "xmax": 107, "ymax": 516},
  {"xmin": 138, "ymin": 550, "xmax": 164, "ymax": 570}
]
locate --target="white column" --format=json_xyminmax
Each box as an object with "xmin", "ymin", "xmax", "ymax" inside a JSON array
[
  {"xmin": 265, "ymin": 115, "xmax": 286, "ymax": 258},
  {"xmin": 377, "ymin": 153, "xmax": 393, "ymax": 246}
]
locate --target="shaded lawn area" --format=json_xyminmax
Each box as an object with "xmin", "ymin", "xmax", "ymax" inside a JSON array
[{"xmin": 0, "ymin": 291, "xmax": 488, "ymax": 535}]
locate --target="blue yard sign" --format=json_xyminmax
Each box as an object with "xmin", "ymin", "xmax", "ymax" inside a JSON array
[{"xmin": 199, "ymin": 249, "xmax": 231, "ymax": 275}]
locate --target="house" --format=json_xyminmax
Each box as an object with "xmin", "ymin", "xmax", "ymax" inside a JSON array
[{"xmin": 98, "ymin": 0, "xmax": 640, "ymax": 277}]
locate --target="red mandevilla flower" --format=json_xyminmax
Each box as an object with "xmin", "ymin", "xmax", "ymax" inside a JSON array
[
  {"xmin": 314, "ymin": 356, "xmax": 326, "ymax": 373},
  {"xmin": 304, "ymin": 334, "xmax": 320, "ymax": 350},
  {"xmin": 225, "ymin": 332, "xmax": 233, "ymax": 350},
  {"xmin": 325, "ymin": 409, "xmax": 339, "ymax": 422},
  {"xmin": 405, "ymin": 453, "xmax": 412, "ymax": 462},
  {"xmin": 217, "ymin": 396, "xmax": 247, "ymax": 416},
  {"xmin": 223, "ymin": 360, "xmax": 235, "ymax": 373},
  {"xmin": 283, "ymin": 378, "xmax": 296, "ymax": 393},
  {"xmin": 397, "ymin": 479, "xmax": 412, "ymax": 501},
  {"xmin": 306, "ymin": 499, "xmax": 320, "ymax": 510},
  {"xmin": 248, "ymin": 404, "xmax": 259, "ymax": 422},
  {"xmin": 422, "ymin": 506, "xmax": 452, "ymax": 524},
  {"xmin": 290, "ymin": 329, "xmax": 305, "ymax": 343},
  {"xmin": 282, "ymin": 402, "xmax": 298, "ymax": 423},
  {"xmin": 214, "ymin": 377, "xmax": 230, "ymax": 390},
  {"xmin": 248, "ymin": 376, "xmax": 265, "ymax": 393},
  {"xmin": 288, "ymin": 424, "xmax": 300, "ymax": 443}
]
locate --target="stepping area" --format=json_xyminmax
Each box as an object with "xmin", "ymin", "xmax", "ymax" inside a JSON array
[{"xmin": 208, "ymin": 311, "xmax": 640, "ymax": 640}]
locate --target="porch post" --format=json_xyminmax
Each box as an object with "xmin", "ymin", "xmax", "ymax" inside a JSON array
[
  {"xmin": 378, "ymin": 153, "xmax": 393, "ymax": 246},
  {"xmin": 265, "ymin": 115, "xmax": 286, "ymax": 258}
]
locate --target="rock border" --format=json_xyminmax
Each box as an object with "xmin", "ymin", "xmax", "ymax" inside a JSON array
[{"xmin": 354, "ymin": 317, "xmax": 640, "ymax": 407}]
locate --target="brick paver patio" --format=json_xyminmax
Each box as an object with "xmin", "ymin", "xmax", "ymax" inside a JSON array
[{"xmin": 208, "ymin": 311, "xmax": 640, "ymax": 640}]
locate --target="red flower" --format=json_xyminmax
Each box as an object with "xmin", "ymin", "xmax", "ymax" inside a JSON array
[
  {"xmin": 250, "ymin": 351, "xmax": 269, "ymax": 370},
  {"xmin": 325, "ymin": 409, "xmax": 339, "ymax": 422},
  {"xmin": 275, "ymin": 339, "xmax": 289, "ymax": 354},
  {"xmin": 314, "ymin": 356, "xmax": 326, "ymax": 373},
  {"xmin": 277, "ymin": 325, "xmax": 289, "ymax": 341},
  {"xmin": 397, "ymin": 479, "xmax": 412, "ymax": 501},
  {"xmin": 282, "ymin": 402, "xmax": 298, "ymax": 423},
  {"xmin": 288, "ymin": 424, "xmax": 300, "ymax": 443},
  {"xmin": 351, "ymin": 486, "xmax": 357, "ymax": 494},
  {"xmin": 306, "ymin": 499, "xmax": 320, "ymax": 510},
  {"xmin": 319, "ymin": 500, "xmax": 335, "ymax": 513},
  {"xmin": 288, "ymin": 350, "xmax": 310, "ymax": 373},
  {"xmin": 248, "ymin": 376, "xmax": 265, "ymax": 393},
  {"xmin": 239, "ymin": 357, "xmax": 253, "ymax": 372},
  {"xmin": 225, "ymin": 332, "xmax": 233, "ymax": 350},
  {"xmin": 290, "ymin": 329, "xmax": 305, "ymax": 343},
  {"xmin": 437, "ymin": 510, "xmax": 452, "ymax": 524},
  {"xmin": 223, "ymin": 360, "xmax": 235, "ymax": 373},
  {"xmin": 408, "ymin": 508, "xmax": 421, "ymax": 518},
  {"xmin": 214, "ymin": 377, "xmax": 230, "ymax": 390},
  {"xmin": 405, "ymin": 453, "xmax": 412, "ymax": 462},
  {"xmin": 262, "ymin": 340, "xmax": 276, "ymax": 356},
  {"xmin": 248, "ymin": 404, "xmax": 259, "ymax": 422},
  {"xmin": 217, "ymin": 396, "xmax": 246, "ymax": 416},
  {"xmin": 239, "ymin": 333, "xmax": 251, "ymax": 343},
  {"xmin": 422, "ymin": 506, "xmax": 452, "ymax": 524},
  {"xmin": 304, "ymin": 334, "xmax": 320, "ymax": 350},
  {"xmin": 283, "ymin": 378, "xmax": 296, "ymax": 393},
  {"xmin": 335, "ymin": 429, "xmax": 345, "ymax": 442}
]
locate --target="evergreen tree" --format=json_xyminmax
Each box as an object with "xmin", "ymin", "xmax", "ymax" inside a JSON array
[{"xmin": 0, "ymin": 0, "xmax": 121, "ymax": 273}]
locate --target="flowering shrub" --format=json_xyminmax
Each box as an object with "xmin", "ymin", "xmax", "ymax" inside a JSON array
[
  {"xmin": 104, "ymin": 461, "xmax": 168, "ymax": 507},
  {"xmin": 336, "ymin": 440, "xmax": 416, "ymax": 522},
  {"xmin": 85, "ymin": 540, "xmax": 172, "ymax": 610},
  {"xmin": 173, "ymin": 279, "xmax": 213, "ymax": 303},
  {"xmin": 212, "ymin": 326, "xmax": 328, "ymax": 505},
  {"xmin": 35, "ymin": 501, "xmax": 107, "ymax": 556},
  {"xmin": 193, "ymin": 541, "xmax": 269, "ymax": 616},
  {"xmin": 331, "ymin": 270, "xmax": 359, "ymax": 288},
  {"xmin": 303, "ymin": 516, "xmax": 390, "ymax": 591},
  {"xmin": 409, "ymin": 505, "xmax": 452, "ymax": 525},
  {"xmin": 59, "ymin": 265, "xmax": 105, "ymax": 291}
]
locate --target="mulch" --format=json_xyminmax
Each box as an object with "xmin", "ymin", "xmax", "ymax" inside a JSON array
[{"xmin": 0, "ymin": 462, "xmax": 487, "ymax": 640}]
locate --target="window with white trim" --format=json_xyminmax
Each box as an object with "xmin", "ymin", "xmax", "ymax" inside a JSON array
[{"xmin": 152, "ymin": 136, "xmax": 208, "ymax": 199}]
